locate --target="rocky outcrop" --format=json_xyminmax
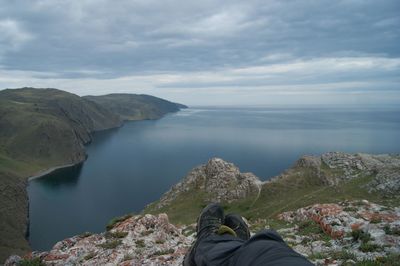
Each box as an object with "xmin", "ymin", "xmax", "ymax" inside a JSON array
[
  {"xmin": 278, "ymin": 200, "xmax": 400, "ymax": 265},
  {"xmin": 5, "ymin": 214, "xmax": 194, "ymax": 266},
  {"xmin": 7, "ymin": 200, "xmax": 400, "ymax": 266},
  {"xmin": 153, "ymin": 158, "xmax": 263, "ymax": 209},
  {"xmin": 292, "ymin": 152, "xmax": 400, "ymax": 194}
]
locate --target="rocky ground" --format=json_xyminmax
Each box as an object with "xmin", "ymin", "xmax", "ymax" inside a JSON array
[
  {"xmin": 277, "ymin": 200, "xmax": 400, "ymax": 265},
  {"xmin": 5, "ymin": 152, "xmax": 400, "ymax": 265},
  {"xmin": 6, "ymin": 200, "xmax": 400, "ymax": 266},
  {"xmin": 5, "ymin": 214, "xmax": 194, "ymax": 266}
]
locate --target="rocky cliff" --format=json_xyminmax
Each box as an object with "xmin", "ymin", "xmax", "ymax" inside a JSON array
[
  {"xmin": 0, "ymin": 87, "xmax": 186, "ymax": 261},
  {"xmin": 5, "ymin": 153, "xmax": 400, "ymax": 265}
]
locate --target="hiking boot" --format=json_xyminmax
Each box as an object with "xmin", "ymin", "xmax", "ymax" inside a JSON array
[
  {"xmin": 196, "ymin": 202, "xmax": 225, "ymax": 238},
  {"xmin": 224, "ymin": 214, "xmax": 250, "ymax": 241},
  {"xmin": 183, "ymin": 203, "xmax": 224, "ymax": 266}
]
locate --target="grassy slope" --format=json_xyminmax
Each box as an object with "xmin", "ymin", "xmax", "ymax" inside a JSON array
[
  {"xmin": 144, "ymin": 161, "xmax": 400, "ymax": 227},
  {"xmin": 84, "ymin": 94, "xmax": 187, "ymax": 121}
]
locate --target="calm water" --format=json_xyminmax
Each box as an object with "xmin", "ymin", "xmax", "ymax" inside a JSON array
[{"xmin": 28, "ymin": 106, "xmax": 400, "ymax": 250}]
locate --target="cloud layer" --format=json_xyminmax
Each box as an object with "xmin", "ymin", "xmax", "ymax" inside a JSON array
[{"xmin": 0, "ymin": 0, "xmax": 399, "ymax": 105}]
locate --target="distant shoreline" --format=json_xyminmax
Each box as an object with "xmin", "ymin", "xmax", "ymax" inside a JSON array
[{"xmin": 28, "ymin": 161, "xmax": 83, "ymax": 181}]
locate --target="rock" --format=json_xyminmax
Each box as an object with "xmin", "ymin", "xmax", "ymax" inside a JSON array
[
  {"xmin": 153, "ymin": 158, "xmax": 263, "ymax": 209},
  {"xmin": 4, "ymin": 255, "xmax": 21, "ymax": 266},
  {"xmin": 278, "ymin": 200, "xmax": 400, "ymax": 264},
  {"xmin": 6, "ymin": 213, "xmax": 193, "ymax": 266}
]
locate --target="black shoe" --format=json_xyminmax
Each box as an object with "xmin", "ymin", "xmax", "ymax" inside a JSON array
[
  {"xmin": 183, "ymin": 203, "xmax": 224, "ymax": 266},
  {"xmin": 224, "ymin": 214, "xmax": 250, "ymax": 241},
  {"xmin": 196, "ymin": 203, "xmax": 225, "ymax": 239}
]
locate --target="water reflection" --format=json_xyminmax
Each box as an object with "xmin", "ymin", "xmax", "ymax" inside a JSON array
[{"xmin": 34, "ymin": 163, "xmax": 83, "ymax": 188}]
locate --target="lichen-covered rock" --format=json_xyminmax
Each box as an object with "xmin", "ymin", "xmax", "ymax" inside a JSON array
[
  {"xmin": 278, "ymin": 200, "xmax": 400, "ymax": 265},
  {"xmin": 5, "ymin": 214, "xmax": 194, "ymax": 266}
]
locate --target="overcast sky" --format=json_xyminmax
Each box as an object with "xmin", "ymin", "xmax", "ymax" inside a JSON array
[{"xmin": 0, "ymin": 0, "xmax": 399, "ymax": 106}]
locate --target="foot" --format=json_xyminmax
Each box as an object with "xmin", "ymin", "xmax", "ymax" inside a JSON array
[
  {"xmin": 183, "ymin": 203, "xmax": 224, "ymax": 266},
  {"xmin": 224, "ymin": 214, "xmax": 250, "ymax": 241},
  {"xmin": 196, "ymin": 203, "xmax": 225, "ymax": 239}
]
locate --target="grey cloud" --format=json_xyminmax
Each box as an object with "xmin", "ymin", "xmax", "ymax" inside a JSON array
[
  {"xmin": 0, "ymin": 0, "xmax": 399, "ymax": 74},
  {"xmin": 0, "ymin": 0, "xmax": 399, "ymax": 105}
]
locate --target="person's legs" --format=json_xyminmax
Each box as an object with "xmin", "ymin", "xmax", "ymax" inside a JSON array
[
  {"xmin": 184, "ymin": 204, "xmax": 312, "ymax": 266},
  {"xmin": 227, "ymin": 230, "xmax": 313, "ymax": 266}
]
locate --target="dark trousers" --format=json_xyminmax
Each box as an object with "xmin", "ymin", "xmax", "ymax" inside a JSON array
[{"xmin": 192, "ymin": 229, "xmax": 313, "ymax": 266}]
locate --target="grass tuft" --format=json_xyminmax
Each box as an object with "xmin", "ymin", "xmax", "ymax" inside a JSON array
[
  {"xmin": 105, "ymin": 231, "xmax": 128, "ymax": 239},
  {"xmin": 98, "ymin": 239, "xmax": 122, "ymax": 249}
]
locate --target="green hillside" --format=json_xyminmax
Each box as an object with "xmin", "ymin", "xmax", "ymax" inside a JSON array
[{"xmin": 84, "ymin": 94, "xmax": 187, "ymax": 121}]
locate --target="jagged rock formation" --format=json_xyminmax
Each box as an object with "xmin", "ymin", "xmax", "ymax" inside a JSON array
[
  {"xmin": 153, "ymin": 158, "xmax": 263, "ymax": 210},
  {"xmin": 5, "ymin": 214, "xmax": 194, "ymax": 266}
]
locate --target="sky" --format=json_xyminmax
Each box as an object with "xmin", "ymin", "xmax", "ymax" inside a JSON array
[{"xmin": 0, "ymin": 0, "xmax": 399, "ymax": 106}]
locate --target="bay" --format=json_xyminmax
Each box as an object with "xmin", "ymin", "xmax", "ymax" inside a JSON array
[{"xmin": 28, "ymin": 106, "xmax": 400, "ymax": 250}]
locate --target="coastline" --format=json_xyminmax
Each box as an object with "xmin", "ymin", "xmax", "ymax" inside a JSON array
[
  {"xmin": 28, "ymin": 161, "xmax": 85, "ymax": 181},
  {"xmin": 27, "ymin": 109, "xmax": 187, "ymax": 182}
]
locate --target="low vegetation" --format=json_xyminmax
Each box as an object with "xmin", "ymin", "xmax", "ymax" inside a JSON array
[
  {"xmin": 152, "ymin": 248, "xmax": 175, "ymax": 256},
  {"xmin": 105, "ymin": 231, "xmax": 128, "ymax": 239},
  {"xmin": 351, "ymin": 229, "xmax": 371, "ymax": 243},
  {"xmin": 97, "ymin": 239, "xmax": 122, "ymax": 249},
  {"xmin": 135, "ymin": 239, "xmax": 145, "ymax": 248},
  {"xmin": 18, "ymin": 257, "xmax": 45, "ymax": 266}
]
